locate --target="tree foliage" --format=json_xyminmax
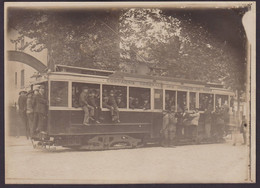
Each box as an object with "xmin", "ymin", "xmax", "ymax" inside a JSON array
[
  {"xmin": 8, "ymin": 7, "xmax": 247, "ymax": 92},
  {"xmin": 8, "ymin": 8, "xmax": 120, "ymax": 70}
]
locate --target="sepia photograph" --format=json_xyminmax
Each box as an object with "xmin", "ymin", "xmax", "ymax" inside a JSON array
[{"xmin": 4, "ymin": 2, "xmax": 256, "ymax": 184}]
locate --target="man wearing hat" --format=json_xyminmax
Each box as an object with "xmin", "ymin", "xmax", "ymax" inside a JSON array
[
  {"xmin": 18, "ymin": 90, "xmax": 28, "ymax": 138},
  {"xmin": 33, "ymin": 85, "xmax": 48, "ymax": 134},
  {"xmin": 79, "ymin": 86, "xmax": 94, "ymax": 125},
  {"xmin": 87, "ymin": 89, "xmax": 101, "ymax": 124},
  {"xmin": 26, "ymin": 90, "xmax": 35, "ymax": 138},
  {"xmin": 141, "ymin": 98, "xmax": 150, "ymax": 110},
  {"xmin": 116, "ymin": 96, "xmax": 125, "ymax": 108},
  {"xmin": 188, "ymin": 108, "xmax": 200, "ymax": 140},
  {"xmin": 160, "ymin": 105, "xmax": 177, "ymax": 147},
  {"xmin": 107, "ymin": 90, "xmax": 120, "ymax": 123}
]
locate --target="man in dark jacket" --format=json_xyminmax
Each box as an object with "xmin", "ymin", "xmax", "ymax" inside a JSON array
[
  {"xmin": 116, "ymin": 96, "xmax": 126, "ymax": 108},
  {"xmin": 18, "ymin": 90, "xmax": 28, "ymax": 138},
  {"xmin": 79, "ymin": 86, "xmax": 94, "ymax": 125},
  {"xmin": 33, "ymin": 85, "xmax": 48, "ymax": 134},
  {"xmin": 26, "ymin": 90, "xmax": 35, "ymax": 138},
  {"xmin": 87, "ymin": 90, "xmax": 101, "ymax": 124},
  {"xmin": 107, "ymin": 90, "xmax": 120, "ymax": 123}
]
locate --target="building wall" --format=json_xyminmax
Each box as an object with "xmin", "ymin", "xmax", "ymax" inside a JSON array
[{"xmin": 5, "ymin": 29, "xmax": 48, "ymax": 107}]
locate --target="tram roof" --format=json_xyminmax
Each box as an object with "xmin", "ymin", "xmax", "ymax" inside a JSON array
[
  {"xmin": 47, "ymin": 65, "xmax": 225, "ymax": 89},
  {"xmin": 109, "ymin": 71, "xmax": 224, "ymax": 88}
]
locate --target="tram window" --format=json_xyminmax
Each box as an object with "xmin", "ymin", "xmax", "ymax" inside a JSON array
[
  {"xmin": 189, "ymin": 92, "xmax": 196, "ymax": 110},
  {"xmin": 165, "ymin": 90, "xmax": 176, "ymax": 111},
  {"xmin": 102, "ymin": 85, "xmax": 127, "ymax": 108},
  {"xmin": 129, "ymin": 87, "xmax": 151, "ymax": 110},
  {"xmin": 50, "ymin": 81, "xmax": 68, "ymax": 107},
  {"xmin": 199, "ymin": 93, "xmax": 214, "ymax": 111},
  {"xmin": 72, "ymin": 82, "xmax": 100, "ymax": 108},
  {"xmin": 215, "ymin": 94, "xmax": 228, "ymax": 109},
  {"xmin": 154, "ymin": 89, "xmax": 163, "ymax": 110},
  {"xmin": 177, "ymin": 91, "xmax": 187, "ymax": 112}
]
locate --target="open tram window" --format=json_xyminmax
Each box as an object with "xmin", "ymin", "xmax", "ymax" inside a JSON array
[
  {"xmin": 129, "ymin": 87, "xmax": 151, "ymax": 110},
  {"xmin": 165, "ymin": 90, "xmax": 176, "ymax": 111},
  {"xmin": 72, "ymin": 82, "xmax": 100, "ymax": 108},
  {"xmin": 154, "ymin": 89, "xmax": 163, "ymax": 110},
  {"xmin": 102, "ymin": 85, "xmax": 127, "ymax": 108},
  {"xmin": 215, "ymin": 94, "xmax": 229, "ymax": 109},
  {"xmin": 177, "ymin": 91, "xmax": 187, "ymax": 112},
  {"xmin": 189, "ymin": 92, "xmax": 196, "ymax": 110},
  {"xmin": 199, "ymin": 93, "xmax": 214, "ymax": 111},
  {"xmin": 50, "ymin": 81, "xmax": 68, "ymax": 107}
]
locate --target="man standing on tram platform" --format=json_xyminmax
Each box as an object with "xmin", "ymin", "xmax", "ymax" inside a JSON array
[
  {"xmin": 33, "ymin": 85, "xmax": 48, "ymax": 134},
  {"xmin": 87, "ymin": 90, "xmax": 101, "ymax": 124},
  {"xmin": 79, "ymin": 86, "xmax": 95, "ymax": 125},
  {"xmin": 107, "ymin": 90, "xmax": 120, "ymax": 123}
]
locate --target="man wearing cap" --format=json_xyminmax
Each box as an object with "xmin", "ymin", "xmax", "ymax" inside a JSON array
[
  {"xmin": 189, "ymin": 108, "xmax": 200, "ymax": 140},
  {"xmin": 107, "ymin": 90, "xmax": 120, "ymax": 123},
  {"xmin": 34, "ymin": 85, "xmax": 48, "ymax": 134},
  {"xmin": 160, "ymin": 105, "xmax": 177, "ymax": 147},
  {"xmin": 116, "ymin": 96, "xmax": 125, "ymax": 108},
  {"xmin": 141, "ymin": 98, "xmax": 150, "ymax": 110},
  {"xmin": 18, "ymin": 90, "xmax": 28, "ymax": 138},
  {"xmin": 87, "ymin": 90, "xmax": 101, "ymax": 124},
  {"xmin": 26, "ymin": 90, "xmax": 35, "ymax": 138},
  {"xmin": 79, "ymin": 86, "xmax": 94, "ymax": 125}
]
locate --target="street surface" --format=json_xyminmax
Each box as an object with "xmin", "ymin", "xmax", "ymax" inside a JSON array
[{"xmin": 5, "ymin": 135, "xmax": 249, "ymax": 184}]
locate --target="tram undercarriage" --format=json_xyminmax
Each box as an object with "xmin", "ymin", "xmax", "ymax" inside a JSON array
[{"xmin": 31, "ymin": 131, "xmax": 148, "ymax": 151}]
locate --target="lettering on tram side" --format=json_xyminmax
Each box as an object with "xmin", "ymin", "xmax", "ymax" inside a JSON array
[
  {"xmin": 107, "ymin": 78, "xmax": 162, "ymax": 87},
  {"xmin": 165, "ymin": 84, "xmax": 212, "ymax": 92}
]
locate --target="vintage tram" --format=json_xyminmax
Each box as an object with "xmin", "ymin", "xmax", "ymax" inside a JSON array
[{"xmin": 30, "ymin": 64, "xmax": 234, "ymax": 150}]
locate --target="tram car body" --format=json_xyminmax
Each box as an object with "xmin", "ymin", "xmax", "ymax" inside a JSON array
[{"xmin": 31, "ymin": 65, "xmax": 234, "ymax": 150}]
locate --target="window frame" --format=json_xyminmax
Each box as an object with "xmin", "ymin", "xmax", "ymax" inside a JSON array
[
  {"xmin": 49, "ymin": 80, "xmax": 69, "ymax": 108},
  {"xmin": 198, "ymin": 92, "xmax": 215, "ymax": 112},
  {"xmin": 71, "ymin": 81, "xmax": 101, "ymax": 109},
  {"xmin": 101, "ymin": 84, "xmax": 128, "ymax": 110}
]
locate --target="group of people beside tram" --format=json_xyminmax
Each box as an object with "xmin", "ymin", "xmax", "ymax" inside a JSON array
[
  {"xmin": 160, "ymin": 101, "xmax": 231, "ymax": 147},
  {"xmin": 17, "ymin": 85, "xmax": 48, "ymax": 139}
]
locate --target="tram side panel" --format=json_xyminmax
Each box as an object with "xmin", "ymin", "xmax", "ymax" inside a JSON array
[{"xmin": 47, "ymin": 110, "xmax": 161, "ymax": 139}]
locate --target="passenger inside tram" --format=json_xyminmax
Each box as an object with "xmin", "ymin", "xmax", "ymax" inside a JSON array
[
  {"xmin": 116, "ymin": 96, "xmax": 125, "ymax": 108},
  {"xmin": 141, "ymin": 98, "xmax": 150, "ymax": 110},
  {"xmin": 165, "ymin": 91, "xmax": 176, "ymax": 111},
  {"xmin": 129, "ymin": 87, "xmax": 151, "ymax": 110},
  {"xmin": 102, "ymin": 85, "xmax": 127, "ymax": 109},
  {"xmin": 72, "ymin": 83, "xmax": 100, "ymax": 108}
]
